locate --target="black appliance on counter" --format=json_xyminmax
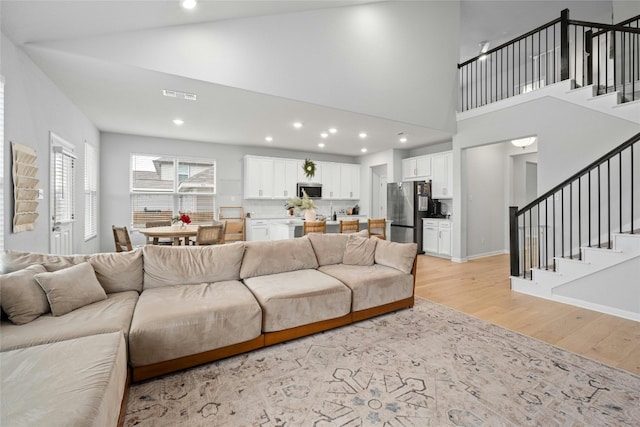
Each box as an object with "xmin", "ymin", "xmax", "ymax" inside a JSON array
[{"xmin": 387, "ymin": 180, "xmax": 431, "ymax": 253}]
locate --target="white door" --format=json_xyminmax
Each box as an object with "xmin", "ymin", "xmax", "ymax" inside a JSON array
[
  {"xmin": 379, "ymin": 176, "xmax": 387, "ymax": 218},
  {"xmin": 50, "ymin": 132, "xmax": 76, "ymax": 255}
]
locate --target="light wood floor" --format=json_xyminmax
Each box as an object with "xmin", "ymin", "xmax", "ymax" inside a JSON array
[{"xmin": 415, "ymin": 253, "xmax": 640, "ymax": 376}]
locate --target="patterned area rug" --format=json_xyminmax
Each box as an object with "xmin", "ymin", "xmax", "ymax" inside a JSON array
[{"xmin": 125, "ymin": 298, "xmax": 640, "ymax": 426}]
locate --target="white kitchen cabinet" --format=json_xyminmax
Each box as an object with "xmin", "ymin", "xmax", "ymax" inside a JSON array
[
  {"xmin": 298, "ymin": 160, "xmax": 322, "ymax": 184},
  {"xmin": 246, "ymin": 219, "xmax": 269, "ymax": 241},
  {"xmin": 402, "ymin": 155, "xmax": 432, "ymax": 181},
  {"xmin": 321, "ymin": 162, "xmax": 341, "ymax": 199},
  {"xmin": 422, "ymin": 219, "xmax": 439, "ymax": 253},
  {"xmin": 422, "ymin": 218, "xmax": 452, "ymax": 257},
  {"xmin": 273, "ymin": 159, "xmax": 298, "ymax": 199},
  {"xmin": 431, "ymin": 151, "xmax": 453, "ymax": 199},
  {"xmin": 244, "ymin": 156, "xmax": 274, "ymax": 199},
  {"xmin": 340, "ymin": 164, "xmax": 360, "ymax": 199}
]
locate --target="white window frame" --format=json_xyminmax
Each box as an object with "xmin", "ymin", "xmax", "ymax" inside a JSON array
[
  {"xmin": 130, "ymin": 154, "xmax": 216, "ymax": 228},
  {"xmin": 84, "ymin": 142, "xmax": 98, "ymax": 241}
]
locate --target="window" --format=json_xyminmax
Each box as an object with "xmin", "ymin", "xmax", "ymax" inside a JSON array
[
  {"xmin": 84, "ymin": 142, "xmax": 97, "ymax": 240},
  {"xmin": 52, "ymin": 145, "xmax": 76, "ymax": 224},
  {"xmin": 130, "ymin": 154, "xmax": 215, "ymax": 228}
]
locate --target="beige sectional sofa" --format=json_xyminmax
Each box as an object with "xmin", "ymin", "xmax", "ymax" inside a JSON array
[{"xmin": 1, "ymin": 232, "xmax": 417, "ymax": 426}]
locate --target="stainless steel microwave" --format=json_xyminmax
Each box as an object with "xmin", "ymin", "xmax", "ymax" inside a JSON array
[{"xmin": 297, "ymin": 182, "xmax": 322, "ymax": 198}]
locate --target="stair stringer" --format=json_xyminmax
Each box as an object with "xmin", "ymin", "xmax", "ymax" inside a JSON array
[{"xmin": 511, "ymin": 233, "xmax": 640, "ymax": 321}]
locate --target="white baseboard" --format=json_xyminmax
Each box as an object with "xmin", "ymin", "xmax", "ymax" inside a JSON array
[{"xmin": 467, "ymin": 249, "xmax": 508, "ymax": 260}]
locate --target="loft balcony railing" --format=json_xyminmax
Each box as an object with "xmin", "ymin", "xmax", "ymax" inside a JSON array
[
  {"xmin": 458, "ymin": 10, "xmax": 640, "ymax": 112},
  {"xmin": 509, "ymin": 131, "xmax": 639, "ymax": 279}
]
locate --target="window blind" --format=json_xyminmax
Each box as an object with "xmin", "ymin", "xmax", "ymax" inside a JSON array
[
  {"xmin": 53, "ymin": 146, "xmax": 75, "ymax": 224},
  {"xmin": 84, "ymin": 142, "xmax": 97, "ymax": 240}
]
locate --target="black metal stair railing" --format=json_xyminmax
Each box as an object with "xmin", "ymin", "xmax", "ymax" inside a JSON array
[
  {"xmin": 458, "ymin": 10, "xmax": 640, "ymax": 112},
  {"xmin": 509, "ymin": 131, "xmax": 640, "ymax": 279}
]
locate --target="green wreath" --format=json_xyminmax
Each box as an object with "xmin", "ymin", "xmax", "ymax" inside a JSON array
[{"xmin": 303, "ymin": 158, "xmax": 316, "ymax": 179}]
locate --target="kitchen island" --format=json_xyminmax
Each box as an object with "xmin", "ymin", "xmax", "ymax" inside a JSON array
[{"xmin": 245, "ymin": 215, "xmax": 391, "ymax": 241}]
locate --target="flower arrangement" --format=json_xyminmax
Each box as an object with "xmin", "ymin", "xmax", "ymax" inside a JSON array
[
  {"xmin": 286, "ymin": 189, "xmax": 317, "ymax": 212},
  {"xmin": 172, "ymin": 213, "xmax": 191, "ymax": 224}
]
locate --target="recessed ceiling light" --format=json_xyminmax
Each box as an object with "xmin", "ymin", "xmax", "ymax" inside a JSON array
[
  {"xmin": 293, "ymin": 122, "xmax": 303, "ymax": 129},
  {"xmin": 320, "ymin": 132, "xmax": 328, "ymax": 138},
  {"xmin": 361, "ymin": 148, "xmax": 367, "ymax": 153},
  {"xmin": 181, "ymin": 0, "xmax": 197, "ymax": 10},
  {"xmin": 265, "ymin": 136, "xmax": 273, "ymax": 142},
  {"xmin": 328, "ymin": 128, "xmax": 337, "ymax": 134},
  {"xmin": 400, "ymin": 137, "xmax": 408, "ymax": 143},
  {"xmin": 318, "ymin": 143, "xmax": 325, "ymax": 148},
  {"xmin": 359, "ymin": 132, "xmax": 367, "ymax": 139},
  {"xmin": 173, "ymin": 119, "xmax": 184, "ymax": 126}
]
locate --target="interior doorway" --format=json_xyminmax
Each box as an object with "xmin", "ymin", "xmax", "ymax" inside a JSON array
[{"xmin": 371, "ymin": 164, "xmax": 388, "ymax": 219}]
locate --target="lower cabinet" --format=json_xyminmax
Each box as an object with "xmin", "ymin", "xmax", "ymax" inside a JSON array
[{"xmin": 422, "ymin": 219, "xmax": 452, "ymax": 257}]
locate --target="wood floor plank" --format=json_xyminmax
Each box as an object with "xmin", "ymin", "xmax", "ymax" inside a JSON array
[{"xmin": 415, "ymin": 253, "xmax": 640, "ymax": 376}]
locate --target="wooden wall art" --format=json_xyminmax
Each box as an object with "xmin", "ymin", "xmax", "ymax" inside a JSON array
[{"xmin": 11, "ymin": 142, "xmax": 39, "ymax": 233}]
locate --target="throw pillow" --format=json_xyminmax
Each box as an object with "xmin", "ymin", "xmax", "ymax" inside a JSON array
[
  {"xmin": 342, "ymin": 235, "xmax": 377, "ymax": 266},
  {"xmin": 0, "ymin": 264, "xmax": 50, "ymax": 324},
  {"xmin": 34, "ymin": 262, "xmax": 107, "ymax": 316},
  {"xmin": 374, "ymin": 239, "xmax": 418, "ymax": 274}
]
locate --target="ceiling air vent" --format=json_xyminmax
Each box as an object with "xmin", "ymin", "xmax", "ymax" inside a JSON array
[{"xmin": 162, "ymin": 89, "xmax": 197, "ymax": 101}]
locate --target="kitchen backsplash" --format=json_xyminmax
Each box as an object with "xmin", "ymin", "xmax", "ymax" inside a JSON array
[{"xmin": 243, "ymin": 200, "xmax": 359, "ymax": 219}]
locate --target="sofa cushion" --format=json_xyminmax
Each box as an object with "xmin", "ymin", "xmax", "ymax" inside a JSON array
[
  {"xmin": 318, "ymin": 264, "xmax": 414, "ymax": 311},
  {"xmin": 307, "ymin": 233, "xmax": 349, "ymax": 266},
  {"xmin": 0, "ymin": 264, "xmax": 49, "ymax": 324},
  {"xmin": 35, "ymin": 262, "xmax": 107, "ymax": 316},
  {"xmin": 342, "ymin": 235, "xmax": 377, "ymax": 266},
  {"xmin": 240, "ymin": 236, "xmax": 319, "ymax": 279},
  {"xmin": 89, "ymin": 249, "xmax": 143, "ymax": 293},
  {"xmin": 0, "ymin": 332, "xmax": 127, "ymax": 427},
  {"xmin": 374, "ymin": 239, "xmax": 418, "ymax": 274},
  {"xmin": 128, "ymin": 280, "xmax": 262, "ymax": 367},
  {"xmin": 143, "ymin": 242, "xmax": 245, "ymax": 289},
  {"xmin": 0, "ymin": 250, "xmax": 88, "ymax": 274},
  {"xmin": 0, "ymin": 291, "xmax": 138, "ymax": 352},
  {"xmin": 243, "ymin": 269, "xmax": 351, "ymax": 332}
]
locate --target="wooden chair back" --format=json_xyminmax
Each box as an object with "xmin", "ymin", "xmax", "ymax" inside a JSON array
[
  {"xmin": 145, "ymin": 220, "xmax": 172, "ymax": 245},
  {"xmin": 195, "ymin": 222, "xmax": 226, "ymax": 245},
  {"xmin": 339, "ymin": 219, "xmax": 360, "ymax": 234},
  {"xmin": 304, "ymin": 220, "xmax": 326, "ymax": 235},
  {"xmin": 112, "ymin": 226, "xmax": 133, "ymax": 252},
  {"xmin": 368, "ymin": 219, "xmax": 386, "ymax": 240},
  {"xmin": 218, "ymin": 206, "xmax": 245, "ymax": 242}
]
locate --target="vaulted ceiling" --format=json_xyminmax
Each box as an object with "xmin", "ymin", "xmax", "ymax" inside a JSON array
[{"xmin": 1, "ymin": 1, "xmax": 616, "ymax": 156}]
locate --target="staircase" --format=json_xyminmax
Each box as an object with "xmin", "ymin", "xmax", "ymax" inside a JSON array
[
  {"xmin": 564, "ymin": 81, "xmax": 640, "ymax": 124},
  {"xmin": 511, "ymin": 233, "xmax": 640, "ymax": 321}
]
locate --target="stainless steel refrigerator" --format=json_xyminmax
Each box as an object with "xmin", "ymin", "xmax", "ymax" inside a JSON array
[{"xmin": 387, "ymin": 181, "xmax": 431, "ymax": 253}]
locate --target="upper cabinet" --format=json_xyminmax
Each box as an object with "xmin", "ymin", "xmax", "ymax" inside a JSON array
[
  {"xmin": 273, "ymin": 158, "xmax": 298, "ymax": 199},
  {"xmin": 340, "ymin": 164, "xmax": 360, "ymax": 200},
  {"xmin": 244, "ymin": 156, "xmax": 274, "ymax": 199},
  {"xmin": 244, "ymin": 156, "xmax": 359, "ymax": 200},
  {"xmin": 402, "ymin": 151, "xmax": 453, "ymax": 199},
  {"xmin": 402, "ymin": 155, "xmax": 431, "ymax": 181},
  {"xmin": 431, "ymin": 151, "xmax": 453, "ymax": 199}
]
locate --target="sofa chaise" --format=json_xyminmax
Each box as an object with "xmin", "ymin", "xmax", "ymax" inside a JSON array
[{"xmin": 0, "ymin": 232, "xmax": 417, "ymax": 426}]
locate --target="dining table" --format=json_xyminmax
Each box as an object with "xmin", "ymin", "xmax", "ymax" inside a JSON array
[{"xmin": 138, "ymin": 224, "xmax": 199, "ymax": 246}]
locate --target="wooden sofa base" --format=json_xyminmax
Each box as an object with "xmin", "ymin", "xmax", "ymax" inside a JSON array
[
  {"xmin": 132, "ymin": 335, "xmax": 265, "ymax": 382},
  {"xmin": 131, "ymin": 296, "xmax": 416, "ymax": 383}
]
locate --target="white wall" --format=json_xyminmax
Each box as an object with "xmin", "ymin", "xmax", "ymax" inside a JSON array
[
  {"xmin": 1, "ymin": 33, "xmax": 100, "ymax": 254},
  {"xmin": 42, "ymin": 1, "xmax": 461, "ymax": 133},
  {"xmin": 613, "ymin": 1, "xmax": 640, "ymax": 23},
  {"xmin": 100, "ymin": 132, "xmax": 356, "ymax": 252},
  {"xmin": 452, "ymin": 95, "xmax": 640, "ymax": 261}
]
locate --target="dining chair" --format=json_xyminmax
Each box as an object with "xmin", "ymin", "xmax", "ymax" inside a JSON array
[
  {"xmin": 367, "ymin": 219, "xmax": 386, "ymax": 240},
  {"xmin": 194, "ymin": 222, "xmax": 226, "ymax": 245},
  {"xmin": 145, "ymin": 220, "xmax": 172, "ymax": 245},
  {"xmin": 112, "ymin": 225, "xmax": 133, "ymax": 252},
  {"xmin": 218, "ymin": 206, "xmax": 245, "ymax": 242},
  {"xmin": 303, "ymin": 220, "xmax": 326, "ymax": 235},
  {"xmin": 339, "ymin": 219, "xmax": 360, "ymax": 234}
]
